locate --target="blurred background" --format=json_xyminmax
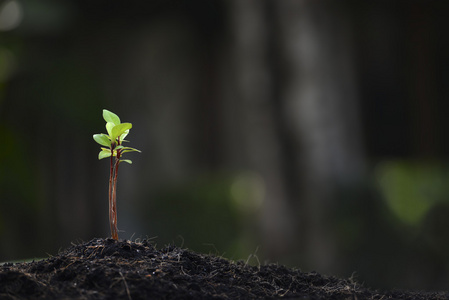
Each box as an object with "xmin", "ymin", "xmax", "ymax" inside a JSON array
[{"xmin": 1, "ymin": 0, "xmax": 449, "ymax": 291}]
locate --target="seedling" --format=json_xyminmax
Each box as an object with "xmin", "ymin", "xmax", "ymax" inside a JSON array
[{"xmin": 93, "ymin": 109, "xmax": 141, "ymax": 240}]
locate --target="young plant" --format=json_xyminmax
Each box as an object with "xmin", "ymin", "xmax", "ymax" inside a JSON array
[{"xmin": 93, "ymin": 109, "xmax": 141, "ymax": 240}]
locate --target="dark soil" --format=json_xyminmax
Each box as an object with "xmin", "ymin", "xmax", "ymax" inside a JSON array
[{"xmin": 0, "ymin": 238, "xmax": 447, "ymax": 299}]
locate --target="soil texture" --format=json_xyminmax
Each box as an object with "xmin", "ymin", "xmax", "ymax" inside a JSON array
[{"xmin": 0, "ymin": 238, "xmax": 447, "ymax": 299}]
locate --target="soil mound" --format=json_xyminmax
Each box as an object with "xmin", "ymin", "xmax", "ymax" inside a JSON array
[{"xmin": 0, "ymin": 238, "xmax": 447, "ymax": 299}]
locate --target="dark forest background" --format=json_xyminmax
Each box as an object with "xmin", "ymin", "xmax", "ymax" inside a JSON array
[{"xmin": 1, "ymin": 0, "xmax": 449, "ymax": 291}]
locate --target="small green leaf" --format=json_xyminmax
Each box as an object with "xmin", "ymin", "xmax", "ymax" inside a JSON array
[
  {"xmin": 98, "ymin": 149, "xmax": 112, "ymax": 160},
  {"xmin": 93, "ymin": 134, "xmax": 111, "ymax": 147},
  {"xmin": 121, "ymin": 147, "xmax": 141, "ymax": 154},
  {"xmin": 106, "ymin": 122, "xmax": 115, "ymax": 137},
  {"xmin": 120, "ymin": 129, "xmax": 129, "ymax": 141},
  {"xmin": 120, "ymin": 159, "xmax": 132, "ymax": 164},
  {"xmin": 101, "ymin": 147, "xmax": 115, "ymax": 155},
  {"xmin": 103, "ymin": 109, "xmax": 121, "ymax": 125},
  {"xmin": 111, "ymin": 123, "xmax": 132, "ymax": 141}
]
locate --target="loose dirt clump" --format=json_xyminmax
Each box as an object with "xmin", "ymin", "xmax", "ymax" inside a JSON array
[{"xmin": 0, "ymin": 238, "xmax": 447, "ymax": 299}]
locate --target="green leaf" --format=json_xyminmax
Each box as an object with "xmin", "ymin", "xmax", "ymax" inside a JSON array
[
  {"xmin": 121, "ymin": 147, "xmax": 141, "ymax": 154},
  {"xmin": 120, "ymin": 129, "xmax": 129, "ymax": 141},
  {"xmin": 93, "ymin": 134, "xmax": 111, "ymax": 147},
  {"xmin": 98, "ymin": 149, "xmax": 112, "ymax": 160},
  {"xmin": 111, "ymin": 123, "xmax": 132, "ymax": 141},
  {"xmin": 120, "ymin": 159, "xmax": 132, "ymax": 164},
  {"xmin": 106, "ymin": 122, "xmax": 115, "ymax": 137},
  {"xmin": 101, "ymin": 147, "xmax": 115, "ymax": 155},
  {"xmin": 103, "ymin": 109, "xmax": 121, "ymax": 125}
]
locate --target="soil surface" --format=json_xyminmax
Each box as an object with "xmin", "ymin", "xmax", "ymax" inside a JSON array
[{"xmin": 0, "ymin": 238, "xmax": 447, "ymax": 299}]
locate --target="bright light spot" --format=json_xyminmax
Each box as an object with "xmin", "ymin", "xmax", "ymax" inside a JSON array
[
  {"xmin": 230, "ymin": 172, "xmax": 265, "ymax": 213},
  {"xmin": 0, "ymin": 0, "xmax": 23, "ymax": 31}
]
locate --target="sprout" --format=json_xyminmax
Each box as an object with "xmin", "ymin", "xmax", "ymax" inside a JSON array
[{"xmin": 93, "ymin": 109, "xmax": 141, "ymax": 240}]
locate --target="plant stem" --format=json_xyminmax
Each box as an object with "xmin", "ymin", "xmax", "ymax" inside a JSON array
[
  {"xmin": 109, "ymin": 151, "xmax": 117, "ymax": 240},
  {"xmin": 112, "ymin": 152, "xmax": 120, "ymax": 240}
]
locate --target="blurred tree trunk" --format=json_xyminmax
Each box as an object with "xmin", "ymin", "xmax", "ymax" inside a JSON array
[
  {"xmin": 277, "ymin": 0, "xmax": 366, "ymax": 271},
  {"xmin": 227, "ymin": 0, "xmax": 365, "ymax": 272},
  {"xmin": 225, "ymin": 0, "xmax": 295, "ymax": 257},
  {"xmin": 275, "ymin": 0, "xmax": 366, "ymax": 271}
]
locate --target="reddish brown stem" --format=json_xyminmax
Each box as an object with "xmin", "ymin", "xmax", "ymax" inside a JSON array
[
  {"xmin": 109, "ymin": 141, "xmax": 121, "ymax": 241},
  {"xmin": 109, "ymin": 150, "xmax": 117, "ymax": 240},
  {"xmin": 111, "ymin": 150, "xmax": 121, "ymax": 240}
]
